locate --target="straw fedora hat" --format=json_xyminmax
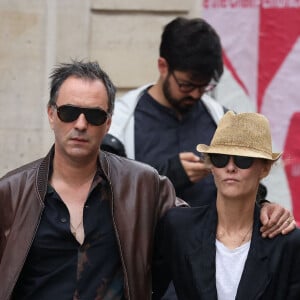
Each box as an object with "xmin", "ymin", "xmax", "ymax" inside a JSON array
[{"xmin": 197, "ymin": 111, "xmax": 281, "ymax": 160}]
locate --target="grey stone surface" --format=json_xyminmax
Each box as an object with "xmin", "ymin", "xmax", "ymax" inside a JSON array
[
  {"xmin": 0, "ymin": 0, "xmax": 191, "ymax": 176},
  {"xmin": 0, "ymin": 0, "xmax": 292, "ymax": 210}
]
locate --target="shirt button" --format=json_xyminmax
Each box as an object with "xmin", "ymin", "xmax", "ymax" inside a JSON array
[{"xmin": 60, "ymin": 217, "xmax": 67, "ymax": 223}]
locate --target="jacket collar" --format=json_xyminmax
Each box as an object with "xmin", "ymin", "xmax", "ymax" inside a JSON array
[
  {"xmin": 37, "ymin": 146, "xmax": 53, "ymax": 201},
  {"xmin": 186, "ymin": 205, "xmax": 272, "ymax": 300},
  {"xmin": 186, "ymin": 205, "xmax": 218, "ymax": 300},
  {"xmin": 40, "ymin": 146, "xmax": 109, "ymax": 185},
  {"xmin": 236, "ymin": 206, "xmax": 272, "ymax": 299}
]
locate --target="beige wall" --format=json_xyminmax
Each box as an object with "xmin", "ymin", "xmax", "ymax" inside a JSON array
[
  {"xmin": 0, "ymin": 0, "xmax": 292, "ymax": 207},
  {"xmin": 0, "ymin": 0, "xmax": 199, "ymax": 176}
]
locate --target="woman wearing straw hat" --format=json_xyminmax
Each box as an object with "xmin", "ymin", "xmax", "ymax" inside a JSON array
[{"xmin": 152, "ymin": 111, "xmax": 300, "ymax": 300}]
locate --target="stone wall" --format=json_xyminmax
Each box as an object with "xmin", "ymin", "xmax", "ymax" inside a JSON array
[
  {"xmin": 0, "ymin": 0, "xmax": 292, "ymax": 207},
  {"xmin": 0, "ymin": 0, "xmax": 199, "ymax": 175}
]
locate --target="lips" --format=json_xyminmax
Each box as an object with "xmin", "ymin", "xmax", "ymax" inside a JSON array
[
  {"xmin": 71, "ymin": 137, "xmax": 88, "ymax": 143},
  {"xmin": 224, "ymin": 178, "xmax": 239, "ymax": 183}
]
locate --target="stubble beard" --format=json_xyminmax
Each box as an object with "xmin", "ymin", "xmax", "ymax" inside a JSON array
[{"xmin": 162, "ymin": 77, "xmax": 199, "ymax": 115}]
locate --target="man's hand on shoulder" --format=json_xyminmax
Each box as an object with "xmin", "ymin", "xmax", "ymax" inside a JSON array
[{"xmin": 260, "ymin": 202, "xmax": 296, "ymax": 238}]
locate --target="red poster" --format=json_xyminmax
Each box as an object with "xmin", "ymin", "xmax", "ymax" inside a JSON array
[{"xmin": 203, "ymin": 2, "xmax": 300, "ymax": 223}]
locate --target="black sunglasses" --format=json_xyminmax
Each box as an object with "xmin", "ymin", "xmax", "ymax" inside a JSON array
[
  {"xmin": 209, "ymin": 154, "xmax": 254, "ymax": 169},
  {"xmin": 53, "ymin": 104, "xmax": 109, "ymax": 126},
  {"xmin": 171, "ymin": 71, "xmax": 217, "ymax": 93}
]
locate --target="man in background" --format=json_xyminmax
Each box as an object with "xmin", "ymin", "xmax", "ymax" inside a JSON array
[{"xmin": 106, "ymin": 17, "xmax": 291, "ymax": 235}]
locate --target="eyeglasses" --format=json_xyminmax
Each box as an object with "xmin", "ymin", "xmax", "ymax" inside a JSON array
[
  {"xmin": 170, "ymin": 71, "xmax": 217, "ymax": 93},
  {"xmin": 53, "ymin": 104, "xmax": 110, "ymax": 126},
  {"xmin": 209, "ymin": 154, "xmax": 254, "ymax": 169}
]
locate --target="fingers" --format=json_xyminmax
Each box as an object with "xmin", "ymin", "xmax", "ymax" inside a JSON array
[
  {"xmin": 259, "ymin": 209, "xmax": 269, "ymax": 227},
  {"xmin": 180, "ymin": 160, "xmax": 211, "ymax": 182},
  {"xmin": 281, "ymin": 217, "xmax": 297, "ymax": 235},
  {"xmin": 179, "ymin": 152, "xmax": 201, "ymax": 162},
  {"xmin": 260, "ymin": 211, "xmax": 296, "ymax": 238},
  {"xmin": 259, "ymin": 202, "xmax": 295, "ymax": 238},
  {"xmin": 265, "ymin": 205, "xmax": 287, "ymax": 227},
  {"xmin": 259, "ymin": 202, "xmax": 284, "ymax": 227}
]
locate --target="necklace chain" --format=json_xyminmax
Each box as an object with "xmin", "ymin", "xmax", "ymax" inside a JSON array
[
  {"xmin": 70, "ymin": 220, "xmax": 83, "ymax": 237},
  {"xmin": 216, "ymin": 223, "xmax": 253, "ymax": 247}
]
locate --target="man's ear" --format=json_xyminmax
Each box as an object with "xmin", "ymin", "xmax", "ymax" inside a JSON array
[
  {"xmin": 47, "ymin": 105, "xmax": 55, "ymax": 129},
  {"xmin": 158, "ymin": 57, "xmax": 169, "ymax": 76},
  {"xmin": 105, "ymin": 116, "xmax": 112, "ymax": 134}
]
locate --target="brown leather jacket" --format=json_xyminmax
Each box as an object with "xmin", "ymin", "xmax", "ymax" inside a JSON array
[{"xmin": 0, "ymin": 148, "xmax": 184, "ymax": 300}]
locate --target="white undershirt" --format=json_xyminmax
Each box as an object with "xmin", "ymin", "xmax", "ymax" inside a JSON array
[{"xmin": 215, "ymin": 239, "xmax": 250, "ymax": 300}]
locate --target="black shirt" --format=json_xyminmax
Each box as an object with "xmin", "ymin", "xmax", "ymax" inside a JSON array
[
  {"xmin": 13, "ymin": 169, "xmax": 124, "ymax": 300},
  {"xmin": 135, "ymin": 91, "xmax": 217, "ymax": 207}
]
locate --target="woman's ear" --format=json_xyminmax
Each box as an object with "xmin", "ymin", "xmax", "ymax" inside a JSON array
[{"xmin": 260, "ymin": 160, "xmax": 274, "ymax": 179}]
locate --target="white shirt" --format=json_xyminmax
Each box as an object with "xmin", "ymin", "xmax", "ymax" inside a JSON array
[{"xmin": 215, "ymin": 239, "xmax": 250, "ymax": 300}]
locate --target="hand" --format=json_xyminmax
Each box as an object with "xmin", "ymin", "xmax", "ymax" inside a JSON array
[
  {"xmin": 179, "ymin": 152, "xmax": 211, "ymax": 183},
  {"xmin": 260, "ymin": 202, "xmax": 296, "ymax": 238}
]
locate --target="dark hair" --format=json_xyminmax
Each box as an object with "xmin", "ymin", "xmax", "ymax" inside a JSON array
[
  {"xmin": 160, "ymin": 17, "xmax": 223, "ymax": 82},
  {"xmin": 48, "ymin": 60, "xmax": 116, "ymax": 114}
]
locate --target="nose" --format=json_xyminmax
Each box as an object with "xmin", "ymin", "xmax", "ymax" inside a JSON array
[
  {"xmin": 74, "ymin": 113, "xmax": 88, "ymax": 130},
  {"xmin": 226, "ymin": 157, "xmax": 237, "ymax": 172},
  {"xmin": 188, "ymin": 87, "xmax": 205, "ymax": 99}
]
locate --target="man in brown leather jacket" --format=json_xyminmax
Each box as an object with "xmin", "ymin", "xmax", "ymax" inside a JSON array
[{"xmin": 0, "ymin": 60, "xmax": 295, "ymax": 300}]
